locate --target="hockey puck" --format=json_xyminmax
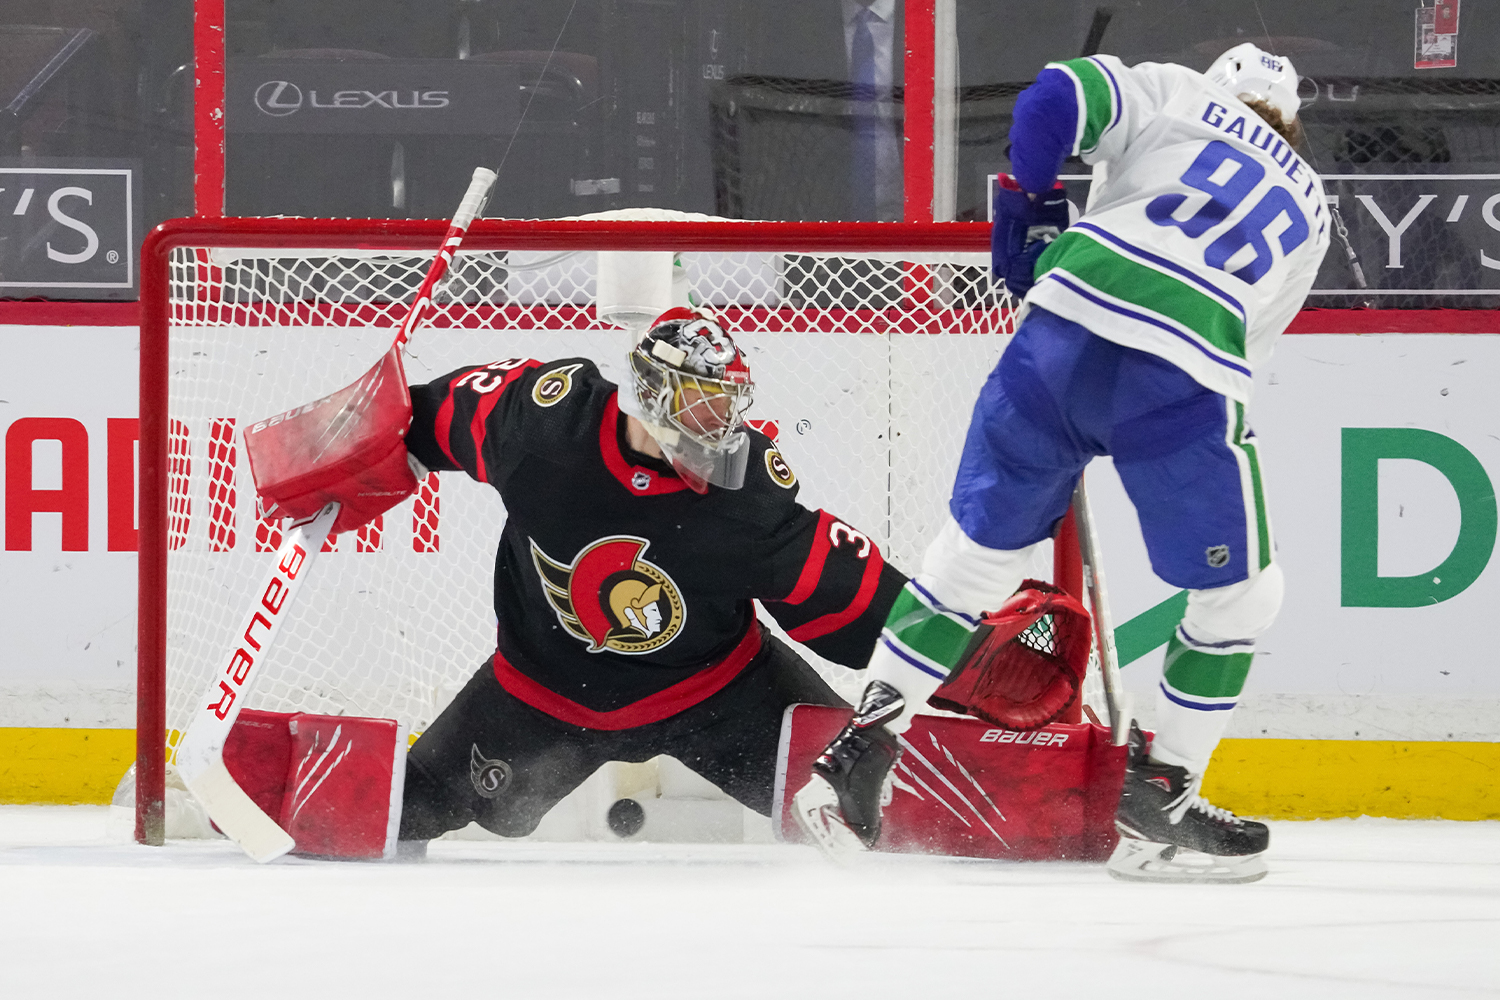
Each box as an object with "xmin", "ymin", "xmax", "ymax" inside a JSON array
[{"xmin": 607, "ymin": 798, "xmax": 645, "ymax": 839}]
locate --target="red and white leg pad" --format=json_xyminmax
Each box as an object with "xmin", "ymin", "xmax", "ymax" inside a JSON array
[
  {"xmin": 777, "ymin": 705, "xmax": 1131, "ymax": 861},
  {"xmin": 221, "ymin": 709, "xmax": 407, "ymax": 860}
]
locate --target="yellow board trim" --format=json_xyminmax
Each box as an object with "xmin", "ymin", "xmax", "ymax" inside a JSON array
[
  {"xmin": 1202, "ymin": 738, "xmax": 1500, "ymax": 820},
  {"xmin": 3, "ymin": 729, "xmax": 1498, "ymax": 819},
  {"xmin": 0, "ymin": 728, "xmax": 135, "ymax": 805}
]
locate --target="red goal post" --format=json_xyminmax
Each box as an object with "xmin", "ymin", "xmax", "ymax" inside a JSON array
[{"xmin": 136, "ymin": 216, "xmax": 1103, "ymax": 846}]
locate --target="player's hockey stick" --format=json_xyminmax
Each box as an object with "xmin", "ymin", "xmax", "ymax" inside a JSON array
[
  {"xmin": 171, "ymin": 168, "xmax": 497, "ymax": 862},
  {"xmin": 1071, "ymin": 476, "xmax": 1128, "ymax": 745}
]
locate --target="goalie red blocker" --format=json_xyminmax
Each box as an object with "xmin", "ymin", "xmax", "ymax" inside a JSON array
[{"xmin": 244, "ymin": 344, "xmax": 418, "ymax": 536}]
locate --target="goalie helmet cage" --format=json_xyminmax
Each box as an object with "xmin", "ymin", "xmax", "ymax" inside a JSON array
[{"xmin": 135, "ymin": 216, "xmax": 1099, "ymax": 846}]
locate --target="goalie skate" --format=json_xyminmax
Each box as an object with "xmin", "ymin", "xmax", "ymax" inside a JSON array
[
  {"xmin": 1107, "ymin": 723, "xmax": 1268, "ymax": 884},
  {"xmin": 791, "ymin": 680, "xmax": 903, "ymax": 858},
  {"xmin": 792, "ymin": 773, "xmax": 871, "ymax": 857}
]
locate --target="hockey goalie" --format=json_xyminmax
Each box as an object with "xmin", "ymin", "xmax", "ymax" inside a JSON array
[{"xmin": 216, "ymin": 297, "xmax": 1141, "ymax": 866}]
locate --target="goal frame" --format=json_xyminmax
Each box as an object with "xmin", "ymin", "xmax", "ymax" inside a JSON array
[{"xmin": 136, "ymin": 216, "xmax": 1086, "ymax": 847}]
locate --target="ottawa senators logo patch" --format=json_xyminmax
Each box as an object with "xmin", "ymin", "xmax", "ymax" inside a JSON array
[
  {"xmin": 530, "ymin": 535, "xmax": 686, "ymax": 654},
  {"xmin": 765, "ymin": 448, "xmax": 796, "ymax": 489},
  {"xmin": 532, "ymin": 363, "xmax": 582, "ymax": 407}
]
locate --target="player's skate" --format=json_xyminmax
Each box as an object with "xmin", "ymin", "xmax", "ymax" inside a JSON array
[
  {"xmin": 792, "ymin": 680, "xmax": 903, "ymax": 857},
  {"xmin": 1108, "ymin": 723, "xmax": 1269, "ymax": 884}
]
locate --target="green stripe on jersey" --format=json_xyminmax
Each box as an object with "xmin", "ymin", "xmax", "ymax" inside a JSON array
[
  {"xmin": 1162, "ymin": 633, "xmax": 1253, "ymax": 699},
  {"xmin": 1037, "ymin": 230, "xmax": 1248, "ymax": 360},
  {"xmin": 1051, "ymin": 58, "xmax": 1115, "ymax": 152},
  {"xmin": 883, "ymin": 584, "xmax": 975, "ymax": 677}
]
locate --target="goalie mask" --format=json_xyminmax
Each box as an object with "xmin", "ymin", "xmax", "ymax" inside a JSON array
[
  {"xmin": 627, "ymin": 307, "xmax": 755, "ymax": 493},
  {"xmin": 1207, "ymin": 42, "xmax": 1301, "ymax": 122}
]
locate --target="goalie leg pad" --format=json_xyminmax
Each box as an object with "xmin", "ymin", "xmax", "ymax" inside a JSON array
[
  {"xmin": 218, "ymin": 709, "xmax": 407, "ymax": 860},
  {"xmin": 280, "ymin": 714, "xmax": 407, "ymax": 860}
]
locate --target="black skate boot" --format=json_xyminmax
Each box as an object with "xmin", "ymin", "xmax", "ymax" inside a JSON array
[
  {"xmin": 792, "ymin": 680, "xmax": 904, "ymax": 856},
  {"xmin": 1108, "ymin": 723, "xmax": 1269, "ymax": 884}
]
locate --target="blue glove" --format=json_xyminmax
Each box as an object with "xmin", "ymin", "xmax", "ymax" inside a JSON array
[{"xmin": 991, "ymin": 174, "xmax": 1071, "ymax": 297}]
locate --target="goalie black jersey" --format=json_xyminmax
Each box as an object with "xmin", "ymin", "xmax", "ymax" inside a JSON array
[{"xmin": 406, "ymin": 358, "xmax": 907, "ymax": 728}]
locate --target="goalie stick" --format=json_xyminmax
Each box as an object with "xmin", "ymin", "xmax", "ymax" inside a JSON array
[
  {"xmin": 173, "ymin": 503, "xmax": 338, "ymax": 862},
  {"xmin": 169, "ymin": 167, "xmax": 497, "ymax": 862}
]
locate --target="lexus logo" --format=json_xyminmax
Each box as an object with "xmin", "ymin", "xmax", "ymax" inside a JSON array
[{"xmin": 254, "ymin": 80, "xmax": 303, "ymax": 116}]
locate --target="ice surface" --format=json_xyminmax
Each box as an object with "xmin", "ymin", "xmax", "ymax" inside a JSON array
[{"xmin": 2, "ymin": 807, "xmax": 1497, "ymax": 999}]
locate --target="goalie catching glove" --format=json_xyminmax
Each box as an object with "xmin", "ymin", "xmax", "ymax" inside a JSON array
[
  {"xmin": 244, "ymin": 345, "xmax": 420, "ymax": 536},
  {"xmin": 928, "ymin": 579, "xmax": 1092, "ymax": 731},
  {"xmin": 991, "ymin": 174, "xmax": 1070, "ymax": 297}
]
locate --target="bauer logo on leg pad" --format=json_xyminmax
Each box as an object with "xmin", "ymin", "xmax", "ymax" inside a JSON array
[
  {"xmin": 1205, "ymin": 545, "xmax": 1230, "ymax": 568},
  {"xmin": 470, "ymin": 744, "xmax": 513, "ymax": 799},
  {"xmin": 979, "ymin": 728, "xmax": 1070, "ymax": 747}
]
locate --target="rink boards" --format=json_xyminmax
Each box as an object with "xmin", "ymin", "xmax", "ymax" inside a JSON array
[{"xmin": 2, "ymin": 320, "xmax": 1500, "ymax": 817}]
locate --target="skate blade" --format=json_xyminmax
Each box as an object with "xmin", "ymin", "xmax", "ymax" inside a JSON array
[
  {"xmin": 791, "ymin": 776, "xmax": 869, "ymax": 861},
  {"xmin": 1106, "ymin": 836, "xmax": 1267, "ymax": 885}
]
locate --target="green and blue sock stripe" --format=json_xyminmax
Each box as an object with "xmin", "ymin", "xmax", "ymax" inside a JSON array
[
  {"xmin": 1046, "ymin": 57, "xmax": 1121, "ymax": 154},
  {"xmin": 1161, "ymin": 626, "xmax": 1254, "ymax": 709},
  {"xmin": 908, "ymin": 579, "xmax": 979, "ymax": 626},
  {"xmin": 1160, "ymin": 679, "xmax": 1239, "ymax": 713},
  {"xmin": 878, "ymin": 581, "xmax": 978, "ymax": 681}
]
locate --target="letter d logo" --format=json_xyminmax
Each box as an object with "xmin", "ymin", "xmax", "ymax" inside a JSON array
[{"xmin": 1341, "ymin": 428, "xmax": 1497, "ymax": 607}]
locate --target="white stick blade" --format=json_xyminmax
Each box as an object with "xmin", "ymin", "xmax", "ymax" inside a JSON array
[{"xmin": 186, "ymin": 761, "xmax": 295, "ymax": 864}]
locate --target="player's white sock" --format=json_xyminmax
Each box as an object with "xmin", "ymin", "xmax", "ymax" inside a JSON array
[
  {"xmin": 1149, "ymin": 680, "xmax": 1238, "ymax": 773},
  {"xmin": 1149, "ymin": 626, "xmax": 1253, "ymax": 772},
  {"xmin": 919, "ymin": 516, "xmax": 1039, "ymax": 613},
  {"xmin": 1149, "ymin": 569, "xmax": 1283, "ymax": 772},
  {"xmin": 865, "ymin": 638, "xmax": 947, "ymax": 735}
]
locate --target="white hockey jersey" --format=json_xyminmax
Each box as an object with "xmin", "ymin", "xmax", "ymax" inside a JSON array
[{"xmin": 1027, "ymin": 55, "xmax": 1331, "ymax": 403}]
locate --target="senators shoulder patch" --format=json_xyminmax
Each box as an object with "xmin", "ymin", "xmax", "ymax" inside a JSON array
[
  {"xmin": 532, "ymin": 364, "xmax": 583, "ymax": 407},
  {"xmin": 764, "ymin": 448, "xmax": 797, "ymax": 489}
]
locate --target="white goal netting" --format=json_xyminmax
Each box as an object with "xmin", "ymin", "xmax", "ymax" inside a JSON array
[{"xmin": 155, "ymin": 228, "xmax": 1053, "ymax": 762}]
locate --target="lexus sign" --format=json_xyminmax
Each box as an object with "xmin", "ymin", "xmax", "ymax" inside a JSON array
[
  {"xmin": 228, "ymin": 59, "xmax": 521, "ymax": 134},
  {"xmin": 0, "ymin": 162, "xmax": 139, "ymax": 299}
]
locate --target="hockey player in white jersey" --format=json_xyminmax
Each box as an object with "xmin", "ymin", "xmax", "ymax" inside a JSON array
[{"xmin": 794, "ymin": 44, "xmax": 1329, "ymax": 883}]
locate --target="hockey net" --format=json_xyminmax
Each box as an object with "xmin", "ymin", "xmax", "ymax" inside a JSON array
[{"xmin": 136, "ymin": 215, "xmax": 1110, "ymax": 842}]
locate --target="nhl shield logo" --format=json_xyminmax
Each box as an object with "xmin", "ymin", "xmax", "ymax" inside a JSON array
[
  {"xmin": 1205, "ymin": 544, "xmax": 1231, "ymax": 568},
  {"xmin": 530, "ymin": 535, "xmax": 686, "ymax": 654}
]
